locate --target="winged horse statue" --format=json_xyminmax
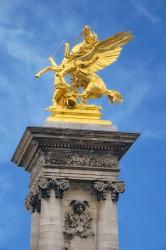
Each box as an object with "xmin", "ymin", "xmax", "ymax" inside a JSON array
[{"xmin": 35, "ymin": 26, "xmax": 133, "ymax": 109}]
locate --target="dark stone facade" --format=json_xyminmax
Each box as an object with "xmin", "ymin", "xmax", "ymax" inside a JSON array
[
  {"xmin": 11, "ymin": 126, "xmax": 140, "ymax": 250},
  {"xmin": 11, "ymin": 127, "xmax": 139, "ymax": 173}
]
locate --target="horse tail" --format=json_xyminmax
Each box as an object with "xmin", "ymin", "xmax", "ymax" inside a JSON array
[{"xmin": 105, "ymin": 89, "xmax": 123, "ymax": 104}]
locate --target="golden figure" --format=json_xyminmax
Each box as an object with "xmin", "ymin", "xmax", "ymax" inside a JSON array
[{"xmin": 35, "ymin": 26, "xmax": 133, "ymax": 124}]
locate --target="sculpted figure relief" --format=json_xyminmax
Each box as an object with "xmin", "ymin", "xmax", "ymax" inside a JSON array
[
  {"xmin": 63, "ymin": 200, "xmax": 94, "ymax": 249},
  {"xmin": 35, "ymin": 25, "xmax": 133, "ymax": 111}
]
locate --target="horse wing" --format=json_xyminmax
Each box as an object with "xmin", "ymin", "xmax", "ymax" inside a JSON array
[{"xmin": 76, "ymin": 31, "xmax": 133, "ymax": 73}]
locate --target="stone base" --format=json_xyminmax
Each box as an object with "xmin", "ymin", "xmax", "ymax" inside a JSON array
[
  {"xmin": 44, "ymin": 121, "xmax": 117, "ymax": 132},
  {"xmin": 11, "ymin": 125, "xmax": 140, "ymax": 250},
  {"xmin": 47, "ymin": 105, "xmax": 112, "ymax": 125}
]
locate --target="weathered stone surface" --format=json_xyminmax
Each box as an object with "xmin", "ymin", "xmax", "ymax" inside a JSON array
[
  {"xmin": 63, "ymin": 200, "xmax": 94, "ymax": 249},
  {"xmin": 25, "ymin": 178, "xmax": 69, "ymax": 213},
  {"xmin": 39, "ymin": 190, "xmax": 63, "ymax": 250},
  {"xmin": 63, "ymin": 181, "xmax": 96, "ymax": 250},
  {"xmin": 11, "ymin": 125, "xmax": 140, "ymax": 250},
  {"xmin": 97, "ymin": 193, "xmax": 118, "ymax": 250},
  {"xmin": 11, "ymin": 127, "xmax": 140, "ymax": 173},
  {"xmin": 94, "ymin": 181, "xmax": 125, "ymax": 201}
]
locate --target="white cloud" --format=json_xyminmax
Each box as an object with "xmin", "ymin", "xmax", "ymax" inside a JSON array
[
  {"xmin": 0, "ymin": 24, "xmax": 45, "ymax": 66},
  {"xmin": 129, "ymin": 0, "xmax": 160, "ymax": 24}
]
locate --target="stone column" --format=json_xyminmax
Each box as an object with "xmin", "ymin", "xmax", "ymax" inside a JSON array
[
  {"xmin": 25, "ymin": 178, "xmax": 69, "ymax": 250},
  {"xmin": 12, "ymin": 126, "xmax": 139, "ymax": 250},
  {"xmin": 39, "ymin": 190, "xmax": 63, "ymax": 250},
  {"xmin": 37, "ymin": 178, "xmax": 69, "ymax": 250},
  {"xmin": 97, "ymin": 193, "xmax": 118, "ymax": 250},
  {"xmin": 94, "ymin": 181, "xmax": 125, "ymax": 250},
  {"xmin": 31, "ymin": 212, "xmax": 40, "ymax": 250}
]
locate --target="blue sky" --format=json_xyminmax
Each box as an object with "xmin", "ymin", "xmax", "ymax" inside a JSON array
[{"xmin": 0, "ymin": 0, "xmax": 166, "ymax": 249}]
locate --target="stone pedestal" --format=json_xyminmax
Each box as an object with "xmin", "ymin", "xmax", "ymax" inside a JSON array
[{"xmin": 12, "ymin": 125, "xmax": 139, "ymax": 250}]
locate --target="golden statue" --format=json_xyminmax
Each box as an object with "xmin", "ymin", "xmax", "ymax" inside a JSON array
[{"xmin": 35, "ymin": 26, "xmax": 133, "ymax": 125}]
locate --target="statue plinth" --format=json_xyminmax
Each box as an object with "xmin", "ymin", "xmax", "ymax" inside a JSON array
[
  {"xmin": 12, "ymin": 124, "xmax": 139, "ymax": 250},
  {"xmin": 47, "ymin": 105, "xmax": 112, "ymax": 125}
]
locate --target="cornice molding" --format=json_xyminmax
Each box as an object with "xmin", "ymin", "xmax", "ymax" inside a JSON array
[{"xmin": 11, "ymin": 127, "xmax": 140, "ymax": 172}]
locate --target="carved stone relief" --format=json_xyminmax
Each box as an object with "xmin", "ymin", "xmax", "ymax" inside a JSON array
[
  {"xmin": 30, "ymin": 154, "xmax": 44, "ymax": 185},
  {"xmin": 44, "ymin": 149, "xmax": 117, "ymax": 169},
  {"xmin": 25, "ymin": 178, "xmax": 69, "ymax": 213},
  {"xmin": 25, "ymin": 190, "xmax": 41, "ymax": 213},
  {"xmin": 38, "ymin": 178, "xmax": 69, "ymax": 199},
  {"xmin": 63, "ymin": 200, "xmax": 94, "ymax": 250},
  {"xmin": 94, "ymin": 181, "xmax": 125, "ymax": 201}
]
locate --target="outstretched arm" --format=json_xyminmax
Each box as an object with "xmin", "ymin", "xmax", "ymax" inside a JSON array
[
  {"xmin": 35, "ymin": 56, "xmax": 63, "ymax": 78},
  {"xmin": 35, "ymin": 66, "xmax": 54, "ymax": 78},
  {"xmin": 35, "ymin": 65, "xmax": 62, "ymax": 78}
]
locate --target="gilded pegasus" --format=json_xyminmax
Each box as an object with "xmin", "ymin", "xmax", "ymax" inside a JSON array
[{"xmin": 35, "ymin": 26, "xmax": 133, "ymax": 109}]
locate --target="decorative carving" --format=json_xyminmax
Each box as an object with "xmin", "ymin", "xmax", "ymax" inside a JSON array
[
  {"xmin": 94, "ymin": 181, "xmax": 107, "ymax": 201},
  {"xmin": 38, "ymin": 178, "xmax": 69, "ymax": 199},
  {"xmin": 94, "ymin": 180, "xmax": 125, "ymax": 201},
  {"xmin": 25, "ymin": 191, "xmax": 41, "ymax": 213},
  {"xmin": 45, "ymin": 149, "xmax": 117, "ymax": 169},
  {"xmin": 25, "ymin": 178, "xmax": 69, "ymax": 213},
  {"xmin": 63, "ymin": 200, "xmax": 94, "ymax": 250},
  {"xmin": 30, "ymin": 154, "xmax": 45, "ymax": 186},
  {"xmin": 38, "ymin": 178, "xmax": 53, "ymax": 198}
]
